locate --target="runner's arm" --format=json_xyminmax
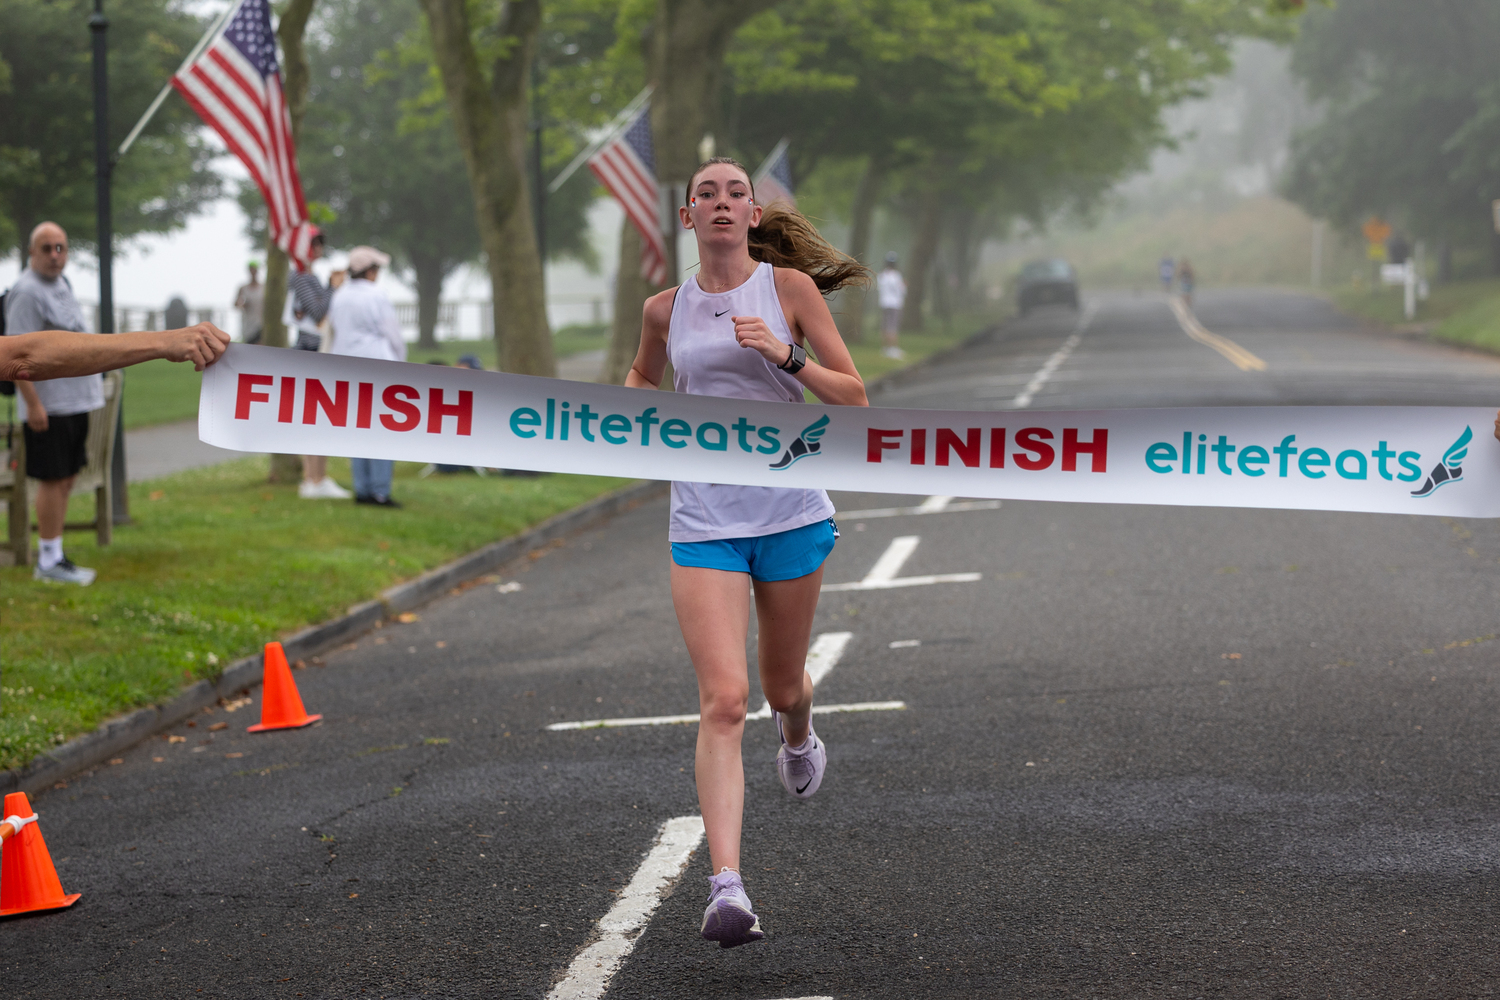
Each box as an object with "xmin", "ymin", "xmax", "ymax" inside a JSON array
[
  {"xmin": 0, "ymin": 323, "xmax": 231, "ymax": 382},
  {"xmin": 740, "ymin": 268, "xmax": 865, "ymax": 407},
  {"xmin": 624, "ymin": 289, "xmax": 676, "ymax": 390}
]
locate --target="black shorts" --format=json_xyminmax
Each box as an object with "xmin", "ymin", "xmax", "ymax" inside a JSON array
[{"xmin": 23, "ymin": 411, "xmax": 90, "ymax": 481}]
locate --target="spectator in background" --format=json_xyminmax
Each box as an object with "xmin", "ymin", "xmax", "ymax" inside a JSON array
[
  {"xmin": 1159, "ymin": 255, "xmax": 1175, "ymax": 292},
  {"xmin": 234, "ymin": 262, "xmax": 263, "ymax": 344},
  {"xmin": 1177, "ymin": 258, "xmax": 1196, "ymax": 308},
  {"xmin": 289, "ymin": 231, "xmax": 352, "ymax": 501},
  {"xmin": 3, "ymin": 222, "xmax": 101, "ymax": 585},
  {"xmin": 328, "ymin": 245, "xmax": 405, "ymax": 508},
  {"xmin": 877, "ymin": 251, "xmax": 906, "ymax": 360}
]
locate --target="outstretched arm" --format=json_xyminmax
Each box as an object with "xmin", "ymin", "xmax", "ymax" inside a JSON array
[{"xmin": 0, "ymin": 323, "xmax": 231, "ymax": 382}]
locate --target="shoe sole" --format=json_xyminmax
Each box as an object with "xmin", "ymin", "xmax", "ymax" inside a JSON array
[{"xmin": 701, "ymin": 899, "xmax": 764, "ymax": 948}]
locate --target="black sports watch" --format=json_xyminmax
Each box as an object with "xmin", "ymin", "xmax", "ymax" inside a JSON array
[{"xmin": 778, "ymin": 342, "xmax": 807, "ymax": 375}]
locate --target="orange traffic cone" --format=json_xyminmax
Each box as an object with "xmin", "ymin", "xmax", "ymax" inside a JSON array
[
  {"xmin": 246, "ymin": 641, "xmax": 323, "ymax": 732},
  {"xmin": 0, "ymin": 792, "xmax": 81, "ymax": 918}
]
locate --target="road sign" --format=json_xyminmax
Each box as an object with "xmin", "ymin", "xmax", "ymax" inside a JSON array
[{"xmin": 1363, "ymin": 217, "xmax": 1393, "ymax": 245}]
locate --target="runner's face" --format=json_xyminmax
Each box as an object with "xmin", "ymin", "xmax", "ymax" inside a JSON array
[{"xmin": 681, "ymin": 165, "xmax": 760, "ymax": 249}]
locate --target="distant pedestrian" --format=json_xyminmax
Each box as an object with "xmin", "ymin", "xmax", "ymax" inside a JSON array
[
  {"xmin": 877, "ymin": 251, "xmax": 906, "ymax": 360},
  {"xmin": 165, "ymin": 297, "xmax": 189, "ymax": 331},
  {"xmin": 328, "ymin": 245, "xmax": 405, "ymax": 507},
  {"xmin": 289, "ymin": 231, "xmax": 351, "ymax": 501},
  {"xmin": 234, "ymin": 262, "xmax": 264, "ymax": 344},
  {"xmin": 3, "ymin": 222, "xmax": 100, "ymax": 585},
  {"xmin": 1159, "ymin": 255, "xmax": 1175, "ymax": 292},
  {"xmin": 1177, "ymin": 258, "xmax": 1196, "ymax": 307}
]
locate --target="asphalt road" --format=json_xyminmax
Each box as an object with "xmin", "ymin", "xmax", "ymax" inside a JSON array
[{"xmin": 9, "ymin": 290, "xmax": 1500, "ymax": 998}]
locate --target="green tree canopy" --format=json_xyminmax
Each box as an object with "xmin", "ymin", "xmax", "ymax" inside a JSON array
[
  {"xmin": 1283, "ymin": 0, "xmax": 1500, "ymax": 276},
  {"xmin": 0, "ymin": 0, "xmax": 220, "ymax": 263}
]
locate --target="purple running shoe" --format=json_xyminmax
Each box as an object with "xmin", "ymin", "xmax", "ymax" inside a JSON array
[
  {"xmin": 772, "ymin": 710, "xmax": 827, "ymax": 799},
  {"xmin": 700, "ymin": 869, "xmax": 764, "ymax": 948}
]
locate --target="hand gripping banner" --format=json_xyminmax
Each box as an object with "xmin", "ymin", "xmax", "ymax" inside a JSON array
[{"xmin": 200, "ymin": 345, "xmax": 1500, "ymax": 518}]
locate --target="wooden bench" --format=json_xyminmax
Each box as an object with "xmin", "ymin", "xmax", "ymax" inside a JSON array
[{"xmin": 0, "ymin": 369, "xmax": 123, "ymax": 567}]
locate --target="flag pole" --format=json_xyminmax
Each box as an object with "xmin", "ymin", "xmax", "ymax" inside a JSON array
[
  {"xmin": 752, "ymin": 137, "xmax": 790, "ymax": 187},
  {"xmin": 546, "ymin": 85, "xmax": 653, "ymax": 194},
  {"xmin": 117, "ymin": 0, "xmax": 242, "ymax": 160}
]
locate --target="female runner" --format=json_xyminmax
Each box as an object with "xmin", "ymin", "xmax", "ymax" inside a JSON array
[{"xmin": 625, "ymin": 158, "xmax": 869, "ymax": 947}]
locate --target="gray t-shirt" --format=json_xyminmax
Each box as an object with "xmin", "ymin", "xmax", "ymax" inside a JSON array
[{"xmin": 4, "ymin": 267, "xmax": 103, "ymax": 419}]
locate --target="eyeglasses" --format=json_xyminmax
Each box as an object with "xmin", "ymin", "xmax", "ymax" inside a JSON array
[{"xmin": 36, "ymin": 243, "xmax": 68, "ymax": 255}]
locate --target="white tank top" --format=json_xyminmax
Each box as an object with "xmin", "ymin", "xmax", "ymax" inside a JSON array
[{"xmin": 666, "ymin": 262, "xmax": 835, "ymax": 542}]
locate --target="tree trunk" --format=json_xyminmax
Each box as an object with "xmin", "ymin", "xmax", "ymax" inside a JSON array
[
  {"xmin": 420, "ymin": 0, "xmax": 553, "ymax": 376},
  {"xmin": 649, "ymin": 0, "xmax": 776, "ymax": 280},
  {"xmin": 412, "ymin": 253, "xmax": 445, "ymax": 350},
  {"xmin": 603, "ymin": 221, "xmax": 655, "ymax": 384},
  {"xmin": 900, "ymin": 187, "xmax": 943, "ymax": 334},
  {"xmin": 833, "ymin": 155, "xmax": 885, "ymax": 342},
  {"xmin": 264, "ymin": 0, "xmax": 318, "ymax": 485}
]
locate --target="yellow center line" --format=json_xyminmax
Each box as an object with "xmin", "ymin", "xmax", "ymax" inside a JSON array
[{"xmin": 1167, "ymin": 296, "xmax": 1267, "ymax": 372}]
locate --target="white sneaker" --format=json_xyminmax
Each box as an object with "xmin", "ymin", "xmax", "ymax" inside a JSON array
[
  {"xmin": 34, "ymin": 557, "xmax": 96, "ymax": 586},
  {"xmin": 881, "ymin": 346, "xmax": 905, "ymax": 360},
  {"xmin": 772, "ymin": 710, "xmax": 827, "ymax": 799},
  {"xmin": 300, "ymin": 478, "xmax": 352, "ymax": 499}
]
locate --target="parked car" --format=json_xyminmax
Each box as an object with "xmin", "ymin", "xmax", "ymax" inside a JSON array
[{"xmin": 1016, "ymin": 258, "xmax": 1080, "ymax": 315}]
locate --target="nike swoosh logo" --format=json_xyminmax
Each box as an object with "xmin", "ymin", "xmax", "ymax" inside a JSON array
[
  {"xmin": 715, "ymin": 310, "xmax": 729, "ymax": 318},
  {"xmin": 796, "ymin": 779, "xmax": 812, "ymax": 794}
]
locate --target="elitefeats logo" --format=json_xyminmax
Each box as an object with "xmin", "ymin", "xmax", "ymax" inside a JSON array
[
  {"xmin": 1411, "ymin": 426, "xmax": 1471, "ymax": 498},
  {"xmin": 770, "ymin": 414, "xmax": 829, "ymax": 470}
]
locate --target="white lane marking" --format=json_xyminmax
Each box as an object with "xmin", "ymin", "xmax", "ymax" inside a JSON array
[
  {"xmin": 864, "ymin": 535, "xmax": 920, "ymax": 583},
  {"xmin": 546, "ymin": 816, "xmax": 705, "ymax": 1000},
  {"xmin": 546, "ymin": 701, "xmax": 907, "ymax": 731},
  {"xmin": 551, "ymin": 632, "xmax": 856, "ymax": 731},
  {"xmin": 889, "ymin": 639, "xmax": 920, "ymax": 648},
  {"xmin": 1010, "ymin": 304, "xmax": 1095, "ymax": 408},
  {"xmin": 821, "ymin": 535, "xmax": 982, "ymax": 592},
  {"xmin": 916, "ymin": 495, "xmax": 953, "ymax": 512},
  {"xmin": 822, "ymin": 573, "xmax": 981, "ymax": 592},
  {"xmin": 838, "ymin": 499, "xmax": 1001, "ymax": 519},
  {"xmin": 1166, "ymin": 295, "xmax": 1266, "ymax": 372}
]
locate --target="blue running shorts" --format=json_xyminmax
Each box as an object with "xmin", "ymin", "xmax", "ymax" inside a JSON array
[{"xmin": 671, "ymin": 518, "xmax": 838, "ymax": 582}]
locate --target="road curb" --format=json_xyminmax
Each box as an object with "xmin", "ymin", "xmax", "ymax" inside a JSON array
[{"xmin": 1, "ymin": 478, "xmax": 668, "ymax": 799}]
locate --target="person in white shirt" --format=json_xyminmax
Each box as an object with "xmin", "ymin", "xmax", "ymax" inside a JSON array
[
  {"xmin": 876, "ymin": 251, "xmax": 906, "ymax": 359},
  {"xmin": 327, "ymin": 245, "xmax": 406, "ymax": 507}
]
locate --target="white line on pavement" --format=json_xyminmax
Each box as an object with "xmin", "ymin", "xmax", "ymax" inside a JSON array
[
  {"xmin": 1010, "ymin": 304, "xmax": 1096, "ymax": 408},
  {"xmin": 549, "ymin": 632, "xmax": 885, "ymax": 731},
  {"xmin": 546, "ymin": 700, "xmax": 909, "ymax": 731},
  {"xmin": 916, "ymin": 495, "xmax": 954, "ymax": 512},
  {"xmin": 820, "ymin": 535, "xmax": 982, "ymax": 592},
  {"xmin": 838, "ymin": 499, "xmax": 1001, "ymax": 519},
  {"xmin": 546, "ymin": 816, "xmax": 705, "ymax": 1000}
]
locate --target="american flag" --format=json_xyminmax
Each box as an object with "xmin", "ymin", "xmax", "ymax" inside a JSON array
[
  {"xmin": 753, "ymin": 139, "xmax": 795, "ymax": 209},
  {"xmin": 588, "ymin": 105, "xmax": 668, "ymax": 286},
  {"xmin": 171, "ymin": 0, "xmax": 317, "ymax": 270}
]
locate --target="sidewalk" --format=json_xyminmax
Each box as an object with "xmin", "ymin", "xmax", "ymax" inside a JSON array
[{"xmin": 123, "ymin": 349, "xmax": 608, "ymax": 482}]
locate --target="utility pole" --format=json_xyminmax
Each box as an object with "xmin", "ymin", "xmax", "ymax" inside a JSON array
[
  {"xmin": 1311, "ymin": 219, "xmax": 1324, "ymax": 290},
  {"xmin": 90, "ymin": 0, "xmax": 129, "ymax": 524}
]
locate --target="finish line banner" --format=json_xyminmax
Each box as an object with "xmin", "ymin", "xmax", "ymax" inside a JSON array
[{"xmin": 200, "ymin": 345, "xmax": 1500, "ymax": 518}]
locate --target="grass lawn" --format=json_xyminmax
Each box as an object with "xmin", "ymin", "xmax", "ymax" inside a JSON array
[
  {"xmin": 1332, "ymin": 279, "xmax": 1500, "ymax": 355},
  {"xmin": 122, "ymin": 323, "xmax": 610, "ymax": 430},
  {"xmin": 841, "ymin": 309, "xmax": 1003, "ymax": 387},
  {"xmin": 0, "ymin": 459, "xmax": 628, "ymax": 772}
]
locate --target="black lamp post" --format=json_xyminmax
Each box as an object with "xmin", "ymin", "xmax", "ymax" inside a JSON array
[{"xmin": 89, "ymin": 0, "xmax": 129, "ymax": 524}]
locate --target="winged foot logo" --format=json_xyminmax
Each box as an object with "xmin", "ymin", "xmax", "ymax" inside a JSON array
[
  {"xmin": 1411, "ymin": 426, "xmax": 1471, "ymax": 498},
  {"xmin": 770, "ymin": 414, "xmax": 830, "ymax": 470}
]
